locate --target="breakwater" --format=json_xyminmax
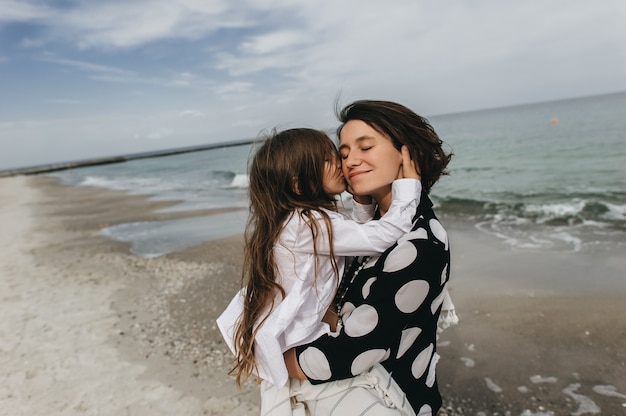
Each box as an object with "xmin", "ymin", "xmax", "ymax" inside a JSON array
[{"xmin": 0, "ymin": 139, "xmax": 255, "ymax": 177}]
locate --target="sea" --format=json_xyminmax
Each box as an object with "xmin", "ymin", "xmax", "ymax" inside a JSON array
[{"xmin": 51, "ymin": 92, "xmax": 626, "ymax": 257}]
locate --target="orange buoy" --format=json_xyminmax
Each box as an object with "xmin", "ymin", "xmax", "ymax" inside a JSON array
[{"xmin": 551, "ymin": 117, "xmax": 558, "ymax": 124}]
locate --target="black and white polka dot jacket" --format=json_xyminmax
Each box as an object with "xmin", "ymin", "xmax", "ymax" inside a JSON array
[{"xmin": 295, "ymin": 195, "xmax": 450, "ymax": 415}]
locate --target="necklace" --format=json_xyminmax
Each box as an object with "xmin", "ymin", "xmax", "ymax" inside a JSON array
[{"xmin": 334, "ymin": 256, "xmax": 370, "ymax": 314}]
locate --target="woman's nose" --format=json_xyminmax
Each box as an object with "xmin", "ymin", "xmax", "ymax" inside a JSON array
[{"xmin": 344, "ymin": 153, "xmax": 360, "ymax": 167}]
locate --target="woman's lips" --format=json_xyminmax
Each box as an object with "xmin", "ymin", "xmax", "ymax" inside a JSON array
[{"xmin": 348, "ymin": 170, "xmax": 369, "ymax": 180}]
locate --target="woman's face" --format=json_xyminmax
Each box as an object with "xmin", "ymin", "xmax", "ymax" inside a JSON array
[
  {"xmin": 339, "ymin": 120, "xmax": 402, "ymax": 200},
  {"xmin": 322, "ymin": 153, "xmax": 347, "ymax": 195}
]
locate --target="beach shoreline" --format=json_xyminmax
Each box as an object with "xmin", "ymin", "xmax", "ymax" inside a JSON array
[{"xmin": 1, "ymin": 175, "xmax": 625, "ymax": 415}]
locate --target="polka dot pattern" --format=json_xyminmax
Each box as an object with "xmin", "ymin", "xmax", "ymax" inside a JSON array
[
  {"xmin": 411, "ymin": 343, "xmax": 434, "ymax": 379},
  {"xmin": 395, "ymin": 280, "xmax": 429, "ymax": 313},
  {"xmin": 341, "ymin": 301, "xmax": 356, "ymax": 320},
  {"xmin": 362, "ymin": 277, "xmax": 376, "ymax": 299},
  {"xmin": 350, "ymin": 349, "xmax": 387, "ymax": 375},
  {"xmin": 397, "ymin": 327, "xmax": 422, "ymax": 359},
  {"xmin": 382, "ymin": 242, "xmax": 417, "ymax": 273},
  {"xmin": 429, "ymin": 219, "xmax": 448, "ymax": 250},
  {"xmin": 430, "ymin": 285, "xmax": 447, "ymax": 314},
  {"xmin": 299, "ymin": 347, "xmax": 332, "ymax": 380},
  {"xmin": 426, "ymin": 352, "xmax": 440, "ymax": 388},
  {"xmin": 418, "ymin": 404, "xmax": 433, "ymax": 416},
  {"xmin": 343, "ymin": 304, "xmax": 378, "ymax": 337}
]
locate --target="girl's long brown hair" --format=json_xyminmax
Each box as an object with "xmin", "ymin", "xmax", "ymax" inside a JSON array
[{"xmin": 230, "ymin": 128, "xmax": 341, "ymax": 386}]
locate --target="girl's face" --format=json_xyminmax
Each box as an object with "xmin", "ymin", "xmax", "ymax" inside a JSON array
[
  {"xmin": 339, "ymin": 120, "xmax": 402, "ymax": 201},
  {"xmin": 322, "ymin": 153, "xmax": 347, "ymax": 195}
]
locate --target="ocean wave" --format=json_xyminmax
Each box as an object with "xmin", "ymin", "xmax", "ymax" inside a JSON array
[
  {"xmin": 209, "ymin": 169, "xmax": 250, "ymax": 189},
  {"xmin": 475, "ymin": 221, "xmax": 587, "ymax": 252},
  {"xmin": 603, "ymin": 201, "xmax": 626, "ymax": 221},
  {"xmin": 211, "ymin": 169, "xmax": 237, "ymax": 180},
  {"xmin": 80, "ymin": 175, "xmax": 164, "ymax": 193},
  {"xmin": 221, "ymin": 173, "xmax": 249, "ymax": 189},
  {"xmin": 525, "ymin": 200, "xmax": 587, "ymax": 220},
  {"xmin": 437, "ymin": 195, "xmax": 626, "ymax": 230},
  {"xmin": 439, "ymin": 194, "xmax": 625, "ymax": 251}
]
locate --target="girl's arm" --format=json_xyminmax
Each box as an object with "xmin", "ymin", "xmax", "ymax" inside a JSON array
[
  {"xmin": 292, "ymin": 179, "xmax": 422, "ymax": 256},
  {"xmin": 287, "ymin": 179, "xmax": 422, "ymax": 256},
  {"xmin": 284, "ymin": 348, "xmax": 307, "ymax": 380},
  {"xmin": 288, "ymin": 146, "xmax": 421, "ymax": 256},
  {"xmin": 350, "ymin": 196, "xmax": 376, "ymax": 224}
]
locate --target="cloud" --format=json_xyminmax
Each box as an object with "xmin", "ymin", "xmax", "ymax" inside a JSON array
[
  {"xmin": 211, "ymin": 81, "xmax": 254, "ymax": 96},
  {"xmin": 144, "ymin": 128, "xmax": 174, "ymax": 140},
  {"xmin": 178, "ymin": 110, "xmax": 206, "ymax": 118},
  {"xmin": 65, "ymin": 2, "xmax": 226, "ymax": 49},
  {"xmin": 0, "ymin": 0, "xmax": 53, "ymax": 21},
  {"xmin": 36, "ymin": 55, "xmax": 215, "ymax": 91},
  {"xmin": 239, "ymin": 29, "xmax": 308, "ymax": 55},
  {"xmin": 0, "ymin": 0, "xmax": 253, "ymax": 49},
  {"xmin": 38, "ymin": 55, "xmax": 134, "ymax": 75}
]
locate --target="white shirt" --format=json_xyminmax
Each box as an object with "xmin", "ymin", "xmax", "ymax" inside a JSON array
[{"xmin": 216, "ymin": 179, "xmax": 421, "ymax": 388}]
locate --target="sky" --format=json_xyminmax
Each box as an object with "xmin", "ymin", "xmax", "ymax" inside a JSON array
[{"xmin": 1, "ymin": 0, "xmax": 625, "ymax": 170}]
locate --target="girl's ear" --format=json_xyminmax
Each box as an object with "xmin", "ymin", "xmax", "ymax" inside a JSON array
[{"xmin": 291, "ymin": 177, "xmax": 301, "ymax": 195}]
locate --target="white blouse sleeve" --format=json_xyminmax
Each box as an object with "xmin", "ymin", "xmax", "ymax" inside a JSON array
[
  {"xmin": 351, "ymin": 199, "xmax": 375, "ymax": 224},
  {"xmin": 287, "ymin": 178, "xmax": 421, "ymax": 256}
]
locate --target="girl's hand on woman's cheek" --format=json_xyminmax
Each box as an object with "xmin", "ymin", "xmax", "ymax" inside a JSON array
[{"xmin": 398, "ymin": 145, "xmax": 421, "ymax": 180}]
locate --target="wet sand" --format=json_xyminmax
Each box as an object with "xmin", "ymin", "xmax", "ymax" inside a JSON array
[{"xmin": 1, "ymin": 175, "xmax": 625, "ymax": 415}]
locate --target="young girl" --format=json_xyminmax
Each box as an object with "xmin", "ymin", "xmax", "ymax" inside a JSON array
[{"xmin": 216, "ymin": 128, "xmax": 421, "ymax": 394}]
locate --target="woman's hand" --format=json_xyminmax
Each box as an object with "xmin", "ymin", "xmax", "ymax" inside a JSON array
[{"xmin": 397, "ymin": 145, "xmax": 421, "ymax": 180}]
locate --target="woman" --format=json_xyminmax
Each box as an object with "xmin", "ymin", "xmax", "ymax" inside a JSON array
[{"xmin": 284, "ymin": 100, "xmax": 455, "ymax": 416}]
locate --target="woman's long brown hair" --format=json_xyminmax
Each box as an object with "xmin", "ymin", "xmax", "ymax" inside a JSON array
[{"xmin": 230, "ymin": 128, "xmax": 341, "ymax": 386}]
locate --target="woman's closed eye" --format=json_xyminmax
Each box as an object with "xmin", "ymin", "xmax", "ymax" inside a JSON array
[{"xmin": 340, "ymin": 146, "xmax": 372, "ymax": 160}]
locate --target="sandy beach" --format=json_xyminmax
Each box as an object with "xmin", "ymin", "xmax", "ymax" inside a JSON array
[{"xmin": 1, "ymin": 175, "xmax": 625, "ymax": 416}]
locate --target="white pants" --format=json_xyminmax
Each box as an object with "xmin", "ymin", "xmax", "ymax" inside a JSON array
[{"xmin": 260, "ymin": 364, "xmax": 415, "ymax": 416}]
